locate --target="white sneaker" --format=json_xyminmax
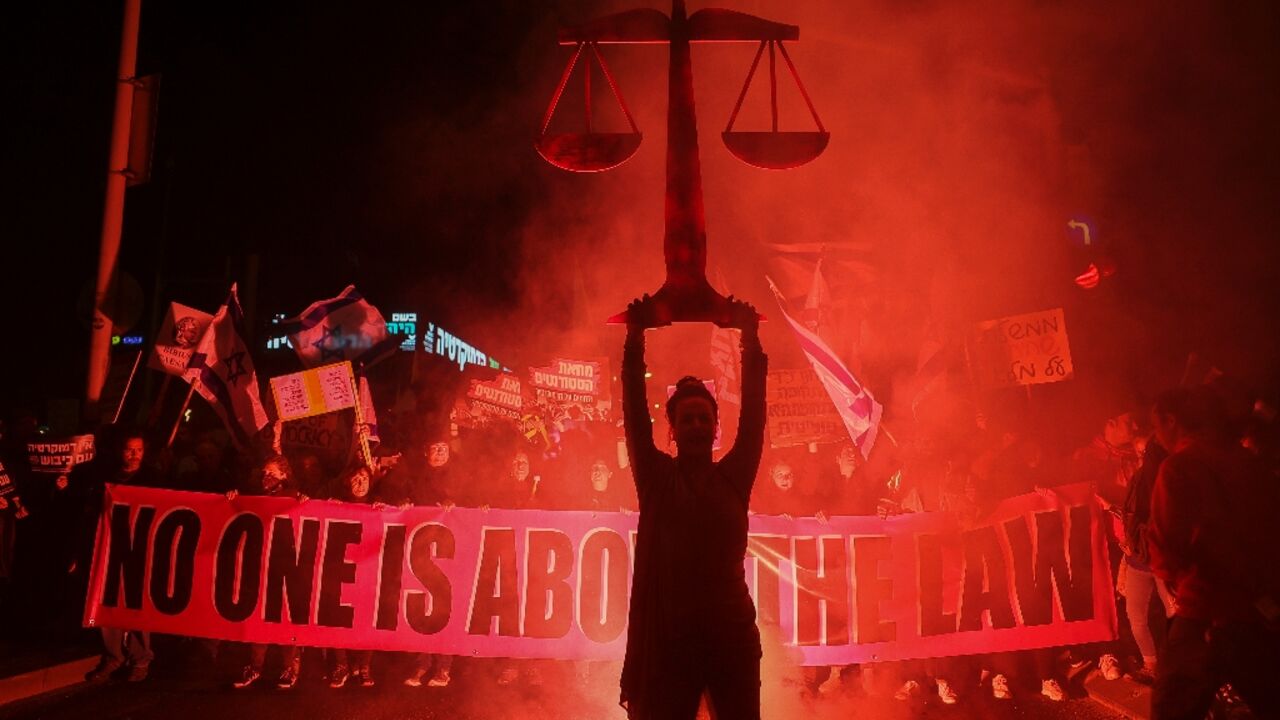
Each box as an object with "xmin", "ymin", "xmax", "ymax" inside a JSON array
[
  {"xmin": 894, "ymin": 680, "xmax": 921, "ymax": 701},
  {"xmin": 1099, "ymin": 654, "xmax": 1122, "ymax": 681},
  {"xmin": 992, "ymin": 674, "xmax": 1011, "ymax": 700},
  {"xmin": 936, "ymin": 679, "xmax": 958, "ymax": 705},
  {"xmin": 403, "ymin": 669, "xmax": 425, "ymax": 687},
  {"xmin": 427, "ymin": 670, "xmax": 451, "ymax": 687},
  {"xmin": 232, "ymin": 665, "xmax": 261, "ymax": 689},
  {"xmin": 1041, "ymin": 679, "xmax": 1066, "ymax": 702}
]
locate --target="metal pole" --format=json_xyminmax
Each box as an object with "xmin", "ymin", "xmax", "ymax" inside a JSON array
[
  {"xmin": 85, "ymin": 0, "xmax": 143, "ymax": 415},
  {"xmin": 167, "ymin": 383, "xmax": 196, "ymax": 449},
  {"xmin": 111, "ymin": 350, "xmax": 144, "ymax": 424}
]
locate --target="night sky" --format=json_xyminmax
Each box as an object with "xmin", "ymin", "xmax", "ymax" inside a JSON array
[{"xmin": 7, "ymin": 0, "xmax": 1280, "ymax": 440}]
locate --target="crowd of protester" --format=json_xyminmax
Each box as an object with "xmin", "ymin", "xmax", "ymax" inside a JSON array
[{"xmin": 1, "ymin": 375, "xmax": 1277, "ymax": 718}]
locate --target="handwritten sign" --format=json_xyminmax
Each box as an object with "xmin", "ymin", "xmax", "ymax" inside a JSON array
[
  {"xmin": 269, "ymin": 362, "xmax": 358, "ymax": 422},
  {"xmin": 766, "ymin": 368, "xmax": 845, "ymax": 447},
  {"xmin": 970, "ymin": 309, "xmax": 1075, "ymax": 389}
]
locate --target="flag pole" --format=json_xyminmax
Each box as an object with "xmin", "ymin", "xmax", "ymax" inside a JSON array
[
  {"xmin": 111, "ymin": 350, "xmax": 144, "ymax": 424},
  {"xmin": 85, "ymin": 0, "xmax": 143, "ymax": 417},
  {"xmin": 350, "ymin": 370, "xmax": 373, "ymax": 469},
  {"xmin": 167, "ymin": 383, "xmax": 196, "ymax": 448},
  {"xmin": 147, "ymin": 374, "xmax": 173, "ymax": 427}
]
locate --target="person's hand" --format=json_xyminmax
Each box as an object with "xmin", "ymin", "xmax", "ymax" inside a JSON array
[
  {"xmin": 438, "ymin": 500, "xmax": 456, "ymax": 511},
  {"xmin": 626, "ymin": 294, "xmax": 663, "ymax": 332},
  {"xmin": 0, "ymin": 497, "xmax": 8, "ymax": 511},
  {"xmin": 815, "ymin": 510, "xmax": 829, "ymax": 525},
  {"xmin": 297, "ymin": 494, "xmax": 309, "ymax": 504},
  {"xmin": 620, "ymin": 507, "xmax": 634, "ymax": 516},
  {"xmin": 56, "ymin": 475, "xmax": 69, "ymax": 490},
  {"xmin": 398, "ymin": 501, "xmax": 412, "ymax": 511},
  {"xmin": 781, "ymin": 513, "xmax": 793, "ymax": 521},
  {"xmin": 225, "ymin": 489, "xmax": 239, "ymax": 501},
  {"xmin": 722, "ymin": 296, "xmax": 760, "ymax": 334},
  {"xmin": 67, "ymin": 560, "xmax": 77, "ymax": 574},
  {"xmin": 480, "ymin": 504, "xmax": 491, "ymax": 513},
  {"xmin": 372, "ymin": 501, "xmax": 389, "ymax": 510}
]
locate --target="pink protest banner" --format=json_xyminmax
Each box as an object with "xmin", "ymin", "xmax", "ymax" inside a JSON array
[{"xmin": 85, "ymin": 483, "xmax": 1114, "ymax": 664}]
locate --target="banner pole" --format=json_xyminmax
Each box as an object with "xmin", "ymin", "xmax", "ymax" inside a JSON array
[
  {"xmin": 146, "ymin": 374, "xmax": 173, "ymax": 427},
  {"xmin": 167, "ymin": 383, "xmax": 196, "ymax": 448},
  {"xmin": 111, "ymin": 350, "xmax": 144, "ymax": 424},
  {"xmin": 350, "ymin": 370, "xmax": 373, "ymax": 469}
]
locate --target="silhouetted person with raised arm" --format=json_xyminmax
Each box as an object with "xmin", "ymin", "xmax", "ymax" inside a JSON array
[{"xmin": 619, "ymin": 294, "xmax": 767, "ymax": 720}]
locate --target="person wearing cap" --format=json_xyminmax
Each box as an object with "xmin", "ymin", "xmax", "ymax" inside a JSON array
[{"xmin": 618, "ymin": 294, "xmax": 767, "ymax": 720}]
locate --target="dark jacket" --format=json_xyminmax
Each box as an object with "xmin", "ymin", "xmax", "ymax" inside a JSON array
[
  {"xmin": 1122, "ymin": 441, "xmax": 1167, "ymax": 569},
  {"xmin": 1150, "ymin": 435, "xmax": 1280, "ymax": 622},
  {"xmin": 619, "ymin": 332, "xmax": 767, "ymax": 714}
]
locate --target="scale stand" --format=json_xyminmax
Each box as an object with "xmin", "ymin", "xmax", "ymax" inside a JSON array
[{"xmin": 536, "ymin": 1, "xmax": 830, "ymax": 327}]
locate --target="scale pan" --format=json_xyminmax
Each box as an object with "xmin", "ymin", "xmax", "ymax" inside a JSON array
[
  {"xmin": 535, "ymin": 133, "xmax": 642, "ymax": 173},
  {"xmin": 722, "ymin": 131, "xmax": 829, "ymax": 170}
]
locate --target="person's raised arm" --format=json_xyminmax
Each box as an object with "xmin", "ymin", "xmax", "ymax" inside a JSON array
[
  {"xmin": 622, "ymin": 296, "xmax": 661, "ymax": 495},
  {"xmin": 722, "ymin": 298, "xmax": 767, "ymax": 502}
]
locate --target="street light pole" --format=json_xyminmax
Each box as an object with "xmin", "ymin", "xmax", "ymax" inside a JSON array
[{"xmin": 85, "ymin": 0, "xmax": 143, "ymax": 418}]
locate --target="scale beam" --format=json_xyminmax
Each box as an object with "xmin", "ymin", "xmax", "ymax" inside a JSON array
[{"xmin": 559, "ymin": 7, "xmax": 798, "ymax": 45}]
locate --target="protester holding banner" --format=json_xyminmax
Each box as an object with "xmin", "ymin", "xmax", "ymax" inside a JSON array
[
  {"xmin": 175, "ymin": 439, "xmax": 238, "ymax": 495},
  {"xmin": 229, "ymin": 454, "xmax": 310, "ymax": 690},
  {"xmin": 882, "ymin": 434, "xmax": 973, "ymax": 706},
  {"xmin": 398, "ymin": 436, "xmax": 460, "ymax": 689},
  {"xmin": 1068, "ymin": 406, "xmax": 1142, "ymax": 682},
  {"xmin": 813, "ymin": 443, "xmax": 880, "ymax": 517},
  {"xmin": 80, "ymin": 427, "xmax": 160, "ymax": 683},
  {"xmin": 752, "ymin": 458, "xmax": 811, "ymax": 519},
  {"xmin": 325, "ymin": 463, "xmax": 380, "ymax": 688},
  {"xmin": 972, "ymin": 427, "xmax": 1070, "ymax": 702},
  {"xmin": 489, "ymin": 447, "xmax": 552, "ymax": 687},
  {"xmin": 487, "ymin": 450, "xmax": 543, "ymax": 513},
  {"xmin": 619, "ymin": 294, "xmax": 767, "ymax": 720}
]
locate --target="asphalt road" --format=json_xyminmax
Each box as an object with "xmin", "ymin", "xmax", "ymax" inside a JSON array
[{"xmin": 0, "ymin": 643, "xmax": 1128, "ymax": 720}]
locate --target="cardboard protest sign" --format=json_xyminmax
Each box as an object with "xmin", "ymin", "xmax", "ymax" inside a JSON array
[
  {"xmin": 454, "ymin": 373, "xmax": 524, "ymax": 427},
  {"xmin": 86, "ymin": 483, "xmax": 1115, "ymax": 663},
  {"xmin": 766, "ymin": 368, "xmax": 846, "ymax": 448},
  {"xmin": 269, "ymin": 361, "xmax": 358, "ymax": 422},
  {"xmin": 149, "ymin": 302, "xmax": 214, "ymax": 376},
  {"xmin": 280, "ymin": 412, "xmax": 353, "ymax": 469},
  {"xmin": 527, "ymin": 357, "xmax": 612, "ymax": 421},
  {"xmin": 970, "ymin": 308, "xmax": 1075, "ymax": 389},
  {"xmin": 27, "ymin": 435, "xmax": 96, "ymax": 479}
]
